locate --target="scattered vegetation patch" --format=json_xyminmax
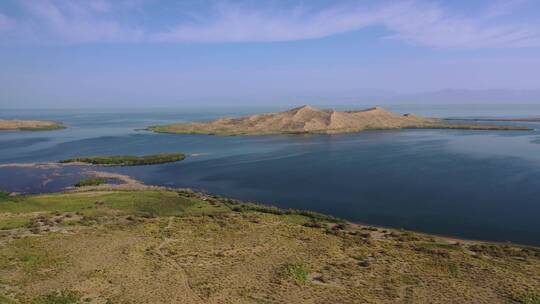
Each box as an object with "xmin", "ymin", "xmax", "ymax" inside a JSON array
[
  {"xmin": 35, "ymin": 290, "xmax": 81, "ymax": 304},
  {"xmin": 0, "ymin": 216, "xmax": 30, "ymax": 230},
  {"xmin": 390, "ymin": 231, "xmax": 421, "ymax": 242},
  {"xmin": 0, "ymin": 294, "xmax": 16, "ymax": 304},
  {"xmin": 447, "ymin": 262, "xmax": 459, "ymax": 276},
  {"xmin": 469, "ymin": 244, "xmax": 540, "ymax": 258},
  {"xmin": 60, "ymin": 153, "xmax": 185, "ymax": 166},
  {"xmin": 362, "ymin": 226, "xmax": 379, "ymax": 231},
  {"xmin": 19, "ymin": 124, "xmax": 65, "ymax": 131},
  {"xmin": 519, "ymin": 293, "xmax": 540, "ymax": 304},
  {"xmin": 25, "ymin": 218, "xmax": 42, "ymax": 234},
  {"xmin": 132, "ymin": 194, "xmax": 195, "ymax": 217},
  {"xmin": 414, "ymin": 245, "xmax": 451, "ymax": 258},
  {"xmin": 0, "ymin": 191, "xmax": 195, "ymax": 217},
  {"xmin": 303, "ymin": 221, "xmax": 323, "ymax": 228},
  {"xmin": 284, "ymin": 263, "xmax": 309, "ymax": 284},
  {"xmin": 0, "ymin": 190, "xmax": 10, "ymax": 200},
  {"xmin": 4, "ymin": 237, "xmax": 61, "ymax": 278},
  {"xmin": 74, "ymin": 178, "xmax": 107, "ymax": 187},
  {"xmin": 229, "ymin": 202, "xmax": 344, "ymax": 223},
  {"xmin": 415, "ymin": 242, "xmax": 462, "ymax": 251}
]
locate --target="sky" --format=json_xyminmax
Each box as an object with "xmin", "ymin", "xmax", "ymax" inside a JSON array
[{"xmin": 1, "ymin": 0, "xmax": 540, "ymax": 108}]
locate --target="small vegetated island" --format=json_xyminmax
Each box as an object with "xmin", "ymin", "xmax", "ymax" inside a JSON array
[
  {"xmin": 0, "ymin": 188, "xmax": 539, "ymax": 303},
  {"xmin": 74, "ymin": 177, "xmax": 107, "ymax": 187},
  {"xmin": 0, "ymin": 119, "xmax": 65, "ymax": 131},
  {"xmin": 147, "ymin": 105, "xmax": 531, "ymax": 135},
  {"xmin": 60, "ymin": 153, "xmax": 185, "ymax": 166}
]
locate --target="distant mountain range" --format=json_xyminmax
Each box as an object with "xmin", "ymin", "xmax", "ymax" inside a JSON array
[
  {"xmin": 385, "ymin": 89, "xmax": 540, "ymax": 104},
  {"xmin": 287, "ymin": 89, "xmax": 540, "ymax": 105}
]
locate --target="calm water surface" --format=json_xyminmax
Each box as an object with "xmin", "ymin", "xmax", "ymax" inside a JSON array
[{"xmin": 1, "ymin": 105, "xmax": 540, "ymax": 245}]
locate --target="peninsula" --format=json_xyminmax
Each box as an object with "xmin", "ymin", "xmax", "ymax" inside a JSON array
[
  {"xmin": 148, "ymin": 106, "xmax": 531, "ymax": 135},
  {"xmin": 0, "ymin": 119, "xmax": 65, "ymax": 131},
  {"xmin": 0, "ymin": 187, "xmax": 538, "ymax": 303}
]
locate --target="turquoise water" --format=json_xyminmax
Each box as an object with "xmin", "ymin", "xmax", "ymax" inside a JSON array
[{"xmin": 1, "ymin": 105, "xmax": 540, "ymax": 245}]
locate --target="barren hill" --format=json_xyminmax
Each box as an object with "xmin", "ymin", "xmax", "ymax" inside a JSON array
[{"xmin": 149, "ymin": 105, "xmax": 531, "ymax": 135}]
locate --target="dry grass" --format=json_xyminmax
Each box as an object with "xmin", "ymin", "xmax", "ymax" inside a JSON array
[{"xmin": 0, "ymin": 189, "xmax": 539, "ymax": 303}]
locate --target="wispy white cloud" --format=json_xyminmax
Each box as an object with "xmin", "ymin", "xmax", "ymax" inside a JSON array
[
  {"xmin": 1, "ymin": 0, "xmax": 540, "ymax": 48},
  {"xmin": 377, "ymin": 1, "xmax": 540, "ymax": 48},
  {"xmin": 152, "ymin": 4, "xmax": 379, "ymax": 43},
  {"xmin": 482, "ymin": 0, "xmax": 531, "ymax": 19},
  {"xmin": 13, "ymin": 0, "xmax": 144, "ymax": 43}
]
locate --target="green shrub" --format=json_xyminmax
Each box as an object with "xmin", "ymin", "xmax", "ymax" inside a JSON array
[
  {"xmin": 0, "ymin": 190, "xmax": 10, "ymax": 200},
  {"xmin": 469, "ymin": 244, "xmax": 538, "ymax": 258},
  {"xmin": 231, "ymin": 202, "xmax": 343, "ymax": 223},
  {"xmin": 0, "ymin": 294, "xmax": 16, "ymax": 304},
  {"xmin": 303, "ymin": 222, "xmax": 323, "ymax": 228},
  {"xmin": 74, "ymin": 178, "xmax": 107, "ymax": 187},
  {"xmin": 284, "ymin": 263, "xmax": 309, "ymax": 284},
  {"xmin": 36, "ymin": 290, "xmax": 80, "ymax": 304},
  {"xmin": 520, "ymin": 293, "xmax": 540, "ymax": 304}
]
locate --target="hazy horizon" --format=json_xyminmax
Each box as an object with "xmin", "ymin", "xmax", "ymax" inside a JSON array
[{"xmin": 1, "ymin": 0, "xmax": 540, "ymax": 108}]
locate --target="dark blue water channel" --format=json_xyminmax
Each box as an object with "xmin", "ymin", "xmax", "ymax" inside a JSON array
[{"xmin": 1, "ymin": 105, "xmax": 540, "ymax": 245}]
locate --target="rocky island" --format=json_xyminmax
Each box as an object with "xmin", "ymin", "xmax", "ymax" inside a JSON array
[
  {"xmin": 0, "ymin": 119, "xmax": 65, "ymax": 131},
  {"xmin": 148, "ymin": 105, "xmax": 531, "ymax": 135}
]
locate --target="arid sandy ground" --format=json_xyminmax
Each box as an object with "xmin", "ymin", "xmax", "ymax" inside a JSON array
[
  {"xmin": 148, "ymin": 106, "xmax": 531, "ymax": 135},
  {"xmin": 0, "ymin": 189, "xmax": 539, "ymax": 304},
  {"xmin": 0, "ymin": 120, "xmax": 65, "ymax": 131}
]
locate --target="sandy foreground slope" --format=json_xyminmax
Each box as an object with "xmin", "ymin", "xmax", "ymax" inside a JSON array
[
  {"xmin": 148, "ymin": 106, "xmax": 531, "ymax": 135},
  {"xmin": 0, "ymin": 188, "xmax": 539, "ymax": 304}
]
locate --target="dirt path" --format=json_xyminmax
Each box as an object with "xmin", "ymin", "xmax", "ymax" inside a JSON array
[{"xmin": 156, "ymin": 217, "xmax": 203, "ymax": 304}]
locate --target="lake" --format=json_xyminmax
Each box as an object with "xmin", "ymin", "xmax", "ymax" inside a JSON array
[{"xmin": 1, "ymin": 104, "xmax": 540, "ymax": 245}]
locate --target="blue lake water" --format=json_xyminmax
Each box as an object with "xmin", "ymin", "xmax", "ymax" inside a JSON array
[{"xmin": 1, "ymin": 105, "xmax": 540, "ymax": 245}]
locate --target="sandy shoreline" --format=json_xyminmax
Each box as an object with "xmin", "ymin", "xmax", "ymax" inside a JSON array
[
  {"xmin": 0, "ymin": 119, "xmax": 65, "ymax": 131},
  {"xmin": 0, "ymin": 161, "xmax": 92, "ymax": 169}
]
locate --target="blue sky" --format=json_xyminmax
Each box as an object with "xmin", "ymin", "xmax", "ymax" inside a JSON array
[{"xmin": 1, "ymin": 0, "xmax": 540, "ymax": 108}]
